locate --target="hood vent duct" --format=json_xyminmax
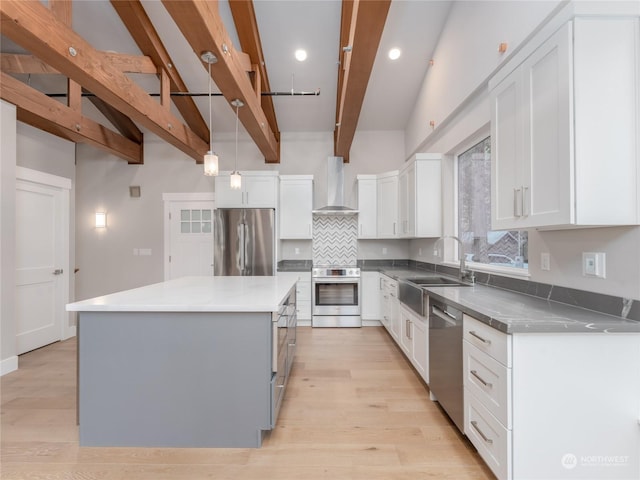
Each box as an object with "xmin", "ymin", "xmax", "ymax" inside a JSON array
[{"xmin": 312, "ymin": 156, "xmax": 358, "ymax": 215}]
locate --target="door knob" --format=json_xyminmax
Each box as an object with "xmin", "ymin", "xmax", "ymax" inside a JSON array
[{"xmin": 53, "ymin": 269, "xmax": 64, "ymax": 275}]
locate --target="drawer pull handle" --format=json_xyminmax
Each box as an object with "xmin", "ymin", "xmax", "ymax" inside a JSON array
[
  {"xmin": 471, "ymin": 420, "xmax": 493, "ymax": 445},
  {"xmin": 471, "ymin": 370, "xmax": 493, "ymax": 388},
  {"xmin": 469, "ymin": 330, "xmax": 491, "ymax": 345}
]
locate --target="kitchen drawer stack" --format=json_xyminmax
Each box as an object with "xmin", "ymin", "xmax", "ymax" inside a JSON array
[{"xmin": 463, "ymin": 314, "xmax": 513, "ymax": 480}]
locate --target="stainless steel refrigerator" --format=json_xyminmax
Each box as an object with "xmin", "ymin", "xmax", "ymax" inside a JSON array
[{"xmin": 213, "ymin": 208, "xmax": 275, "ymax": 276}]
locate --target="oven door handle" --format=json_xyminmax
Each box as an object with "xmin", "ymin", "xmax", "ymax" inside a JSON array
[{"xmin": 312, "ymin": 277, "xmax": 360, "ymax": 284}]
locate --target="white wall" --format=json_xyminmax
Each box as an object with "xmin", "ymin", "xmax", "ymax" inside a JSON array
[
  {"xmin": 75, "ymin": 129, "xmax": 406, "ymax": 296},
  {"xmin": 405, "ymin": 0, "xmax": 563, "ymax": 157},
  {"xmin": 405, "ymin": 0, "xmax": 640, "ymax": 301},
  {"xmin": 1, "ymin": 100, "xmax": 18, "ymax": 375}
]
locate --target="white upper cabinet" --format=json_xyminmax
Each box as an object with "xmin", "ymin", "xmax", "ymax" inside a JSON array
[
  {"xmin": 377, "ymin": 171, "xmax": 399, "ymax": 238},
  {"xmin": 399, "ymin": 154, "xmax": 442, "ymax": 238},
  {"xmin": 215, "ymin": 172, "xmax": 278, "ymax": 208},
  {"xmin": 279, "ymin": 175, "xmax": 313, "ymax": 239},
  {"xmin": 356, "ymin": 175, "xmax": 377, "ymax": 238},
  {"xmin": 490, "ymin": 16, "xmax": 639, "ymax": 230}
]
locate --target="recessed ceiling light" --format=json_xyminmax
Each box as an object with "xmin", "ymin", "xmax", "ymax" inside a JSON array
[
  {"xmin": 295, "ymin": 49, "xmax": 307, "ymax": 62},
  {"xmin": 388, "ymin": 48, "xmax": 401, "ymax": 60}
]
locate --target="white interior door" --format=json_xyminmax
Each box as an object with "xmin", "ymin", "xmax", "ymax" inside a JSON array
[
  {"xmin": 168, "ymin": 201, "xmax": 214, "ymax": 279},
  {"xmin": 15, "ymin": 174, "xmax": 69, "ymax": 354}
]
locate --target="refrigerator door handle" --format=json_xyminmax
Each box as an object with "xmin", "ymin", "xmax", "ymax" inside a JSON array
[
  {"xmin": 236, "ymin": 222, "xmax": 244, "ymax": 273},
  {"xmin": 243, "ymin": 223, "xmax": 249, "ymax": 274}
]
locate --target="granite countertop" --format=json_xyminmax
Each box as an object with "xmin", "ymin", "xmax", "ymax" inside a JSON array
[
  {"xmin": 66, "ymin": 276, "xmax": 296, "ymax": 313},
  {"xmin": 376, "ymin": 267, "xmax": 640, "ymax": 334}
]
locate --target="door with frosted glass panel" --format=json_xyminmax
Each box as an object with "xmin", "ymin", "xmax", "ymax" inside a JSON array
[{"xmin": 168, "ymin": 201, "xmax": 214, "ymax": 279}]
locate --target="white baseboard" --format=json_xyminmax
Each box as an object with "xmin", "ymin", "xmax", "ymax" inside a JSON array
[
  {"xmin": 362, "ymin": 320, "xmax": 382, "ymax": 327},
  {"xmin": 0, "ymin": 356, "xmax": 18, "ymax": 376}
]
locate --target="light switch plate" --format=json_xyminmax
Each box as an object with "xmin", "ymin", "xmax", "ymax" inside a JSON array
[
  {"xmin": 583, "ymin": 252, "xmax": 605, "ymax": 278},
  {"xmin": 541, "ymin": 253, "xmax": 551, "ymax": 271}
]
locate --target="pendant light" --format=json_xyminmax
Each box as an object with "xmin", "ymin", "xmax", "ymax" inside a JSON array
[
  {"xmin": 230, "ymin": 99, "xmax": 244, "ymax": 190},
  {"xmin": 201, "ymin": 51, "xmax": 219, "ymax": 176}
]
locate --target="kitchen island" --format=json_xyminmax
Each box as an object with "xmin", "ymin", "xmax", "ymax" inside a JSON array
[{"xmin": 66, "ymin": 276, "xmax": 297, "ymax": 448}]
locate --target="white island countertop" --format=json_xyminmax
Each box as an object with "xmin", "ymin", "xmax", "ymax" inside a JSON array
[{"xmin": 66, "ymin": 276, "xmax": 296, "ymax": 312}]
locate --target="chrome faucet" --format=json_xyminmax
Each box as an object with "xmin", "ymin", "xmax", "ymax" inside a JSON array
[{"xmin": 434, "ymin": 236, "xmax": 475, "ymax": 284}]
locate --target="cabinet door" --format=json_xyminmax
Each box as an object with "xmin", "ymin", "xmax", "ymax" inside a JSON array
[
  {"xmin": 279, "ymin": 179, "xmax": 312, "ymax": 239},
  {"xmin": 357, "ymin": 179, "xmax": 377, "ymax": 238},
  {"xmin": 244, "ymin": 176, "xmax": 277, "ymax": 208},
  {"xmin": 380, "ymin": 278, "xmax": 391, "ymax": 331},
  {"xmin": 522, "ymin": 21, "xmax": 573, "ymax": 227},
  {"xmin": 399, "ymin": 307, "xmax": 412, "ymax": 356},
  {"xmin": 490, "ymin": 66, "xmax": 525, "ymax": 231},
  {"xmin": 389, "ymin": 282, "xmax": 400, "ymax": 341},
  {"xmin": 377, "ymin": 175, "xmax": 398, "ymax": 238},
  {"xmin": 215, "ymin": 175, "xmax": 243, "ymax": 207},
  {"xmin": 399, "ymin": 164, "xmax": 416, "ymax": 237},
  {"xmin": 361, "ymin": 272, "xmax": 381, "ymax": 320},
  {"xmin": 411, "ymin": 315, "xmax": 428, "ymax": 383}
]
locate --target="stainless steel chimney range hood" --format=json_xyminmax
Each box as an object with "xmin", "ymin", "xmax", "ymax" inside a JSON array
[{"xmin": 312, "ymin": 156, "xmax": 358, "ymax": 215}]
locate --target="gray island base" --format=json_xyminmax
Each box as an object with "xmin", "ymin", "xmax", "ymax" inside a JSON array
[
  {"xmin": 69, "ymin": 276, "xmax": 298, "ymax": 448},
  {"xmin": 79, "ymin": 311, "xmax": 273, "ymax": 447}
]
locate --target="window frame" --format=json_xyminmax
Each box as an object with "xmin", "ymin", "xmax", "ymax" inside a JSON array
[{"xmin": 452, "ymin": 131, "xmax": 530, "ymax": 278}]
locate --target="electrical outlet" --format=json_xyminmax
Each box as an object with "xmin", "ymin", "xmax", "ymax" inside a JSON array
[
  {"xmin": 382, "ymin": 247, "xmax": 388, "ymax": 255},
  {"xmin": 541, "ymin": 253, "xmax": 551, "ymax": 271},
  {"xmin": 418, "ymin": 248, "xmax": 423, "ymax": 256},
  {"xmin": 295, "ymin": 248, "xmax": 300, "ymax": 255},
  {"xmin": 583, "ymin": 252, "xmax": 606, "ymax": 278}
]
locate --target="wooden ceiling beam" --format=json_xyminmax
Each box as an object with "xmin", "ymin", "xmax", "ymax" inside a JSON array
[
  {"xmin": 162, "ymin": 0, "xmax": 280, "ymax": 163},
  {"xmin": 86, "ymin": 92, "xmax": 143, "ymax": 144},
  {"xmin": 110, "ymin": 0, "xmax": 210, "ymax": 143},
  {"xmin": 0, "ymin": 0, "xmax": 208, "ymax": 162},
  {"xmin": 1, "ymin": 52, "xmax": 157, "ymax": 75},
  {"xmin": 1, "ymin": 72, "xmax": 142, "ymax": 164},
  {"xmin": 334, "ymin": 0, "xmax": 390, "ymax": 162},
  {"xmin": 229, "ymin": 0, "xmax": 280, "ymax": 145}
]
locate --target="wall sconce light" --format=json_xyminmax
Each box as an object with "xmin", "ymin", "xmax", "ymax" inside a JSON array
[{"xmin": 95, "ymin": 212, "xmax": 107, "ymax": 228}]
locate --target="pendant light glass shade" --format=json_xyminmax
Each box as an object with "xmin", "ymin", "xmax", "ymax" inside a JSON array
[
  {"xmin": 230, "ymin": 99, "xmax": 244, "ymax": 190},
  {"xmin": 203, "ymin": 151, "xmax": 218, "ymax": 176},
  {"xmin": 201, "ymin": 51, "xmax": 219, "ymax": 176},
  {"xmin": 230, "ymin": 171, "xmax": 242, "ymax": 190}
]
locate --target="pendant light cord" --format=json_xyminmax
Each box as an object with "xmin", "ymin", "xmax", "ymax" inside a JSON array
[
  {"xmin": 234, "ymin": 102, "xmax": 239, "ymax": 171},
  {"xmin": 208, "ymin": 61, "xmax": 213, "ymax": 151}
]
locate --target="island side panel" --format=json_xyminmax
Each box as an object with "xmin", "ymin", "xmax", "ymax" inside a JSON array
[{"xmin": 78, "ymin": 311, "xmax": 272, "ymax": 447}]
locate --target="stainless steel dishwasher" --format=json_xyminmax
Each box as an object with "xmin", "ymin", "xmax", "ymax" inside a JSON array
[{"xmin": 428, "ymin": 297, "xmax": 464, "ymax": 432}]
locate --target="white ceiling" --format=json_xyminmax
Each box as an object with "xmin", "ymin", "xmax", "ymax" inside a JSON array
[{"xmin": 2, "ymin": 0, "xmax": 452, "ymax": 137}]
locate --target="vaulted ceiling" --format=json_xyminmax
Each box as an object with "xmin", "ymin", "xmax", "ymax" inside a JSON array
[{"xmin": 0, "ymin": 0, "xmax": 451, "ymax": 165}]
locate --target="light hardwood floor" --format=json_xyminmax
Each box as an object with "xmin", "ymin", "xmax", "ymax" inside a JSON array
[{"xmin": 1, "ymin": 326, "xmax": 495, "ymax": 480}]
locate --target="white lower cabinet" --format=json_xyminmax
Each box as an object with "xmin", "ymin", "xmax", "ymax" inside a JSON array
[
  {"xmin": 399, "ymin": 304, "xmax": 428, "ymax": 383},
  {"xmin": 463, "ymin": 314, "xmax": 640, "ymax": 480},
  {"xmin": 380, "ymin": 275, "xmax": 399, "ymax": 340},
  {"xmin": 361, "ymin": 272, "xmax": 381, "ymax": 321},
  {"xmin": 276, "ymin": 272, "xmax": 311, "ymax": 322}
]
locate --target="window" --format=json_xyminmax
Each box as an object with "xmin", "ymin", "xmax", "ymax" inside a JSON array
[
  {"xmin": 180, "ymin": 209, "xmax": 212, "ymax": 234},
  {"xmin": 458, "ymin": 137, "xmax": 528, "ymax": 269}
]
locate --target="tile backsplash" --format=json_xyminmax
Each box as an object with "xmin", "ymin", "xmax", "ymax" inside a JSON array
[{"xmin": 312, "ymin": 215, "xmax": 358, "ymax": 266}]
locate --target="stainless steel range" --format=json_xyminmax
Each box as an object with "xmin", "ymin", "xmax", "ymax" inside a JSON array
[{"xmin": 311, "ymin": 266, "xmax": 361, "ymax": 327}]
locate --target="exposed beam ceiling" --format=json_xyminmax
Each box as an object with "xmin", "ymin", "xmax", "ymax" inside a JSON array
[
  {"xmin": 1, "ymin": 52, "xmax": 158, "ymax": 75},
  {"xmin": 1, "ymin": 71, "xmax": 143, "ymax": 164},
  {"xmin": 334, "ymin": 0, "xmax": 391, "ymax": 161},
  {"xmin": 0, "ymin": 0, "xmax": 208, "ymax": 162},
  {"xmin": 161, "ymin": 0, "xmax": 280, "ymax": 163},
  {"xmin": 110, "ymin": 0, "xmax": 210, "ymax": 144},
  {"xmin": 228, "ymin": 0, "xmax": 280, "ymax": 144}
]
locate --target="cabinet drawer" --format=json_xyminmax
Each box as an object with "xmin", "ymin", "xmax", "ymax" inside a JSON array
[
  {"xmin": 296, "ymin": 281, "xmax": 311, "ymax": 297},
  {"xmin": 463, "ymin": 314, "xmax": 512, "ymax": 367},
  {"xmin": 465, "ymin": 389, "xmax": 511, "ymax": 480},
  {"xmin": 464, "ymin": 341, "xmax": 512, "ymax": 428}
]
